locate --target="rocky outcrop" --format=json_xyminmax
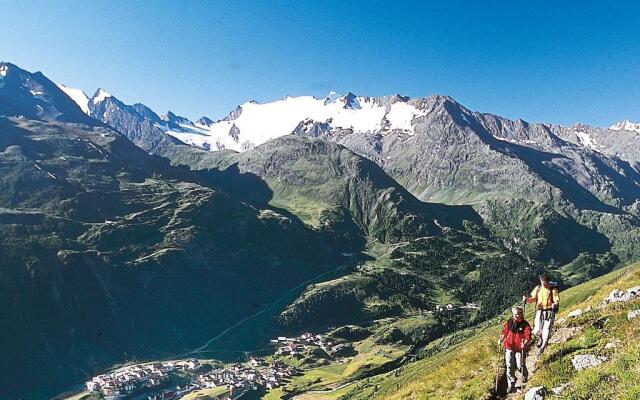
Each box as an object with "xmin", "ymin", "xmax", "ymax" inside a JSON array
[
  {"xmin": 627, "ymin": 309, "xmax": 640, "ymax": 321},
  {"xmin": 571, "ymin": 354, "xmax": 608, "ymax": 371},
  {"xmin": 524, "ymin": 386, "xmax": 546, "ymax": 400},
  {"xmin": 601, "ymin": 286, "xmax": 640, "ymax": 306}
]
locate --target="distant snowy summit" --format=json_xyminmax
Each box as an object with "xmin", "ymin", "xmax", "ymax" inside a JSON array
[
  {"xmin": 57, "ymin": 85, "xmax": 111, "ymax": 114},
  {"xmin": 162, "ymin": 92, "xmax": 429, "ymax": 152},
  {"xmin": 53, "ymin": 74, "xmax": 640, "ymax": 154},
  {"xmin": 610, "ymin": 120, "xmax": 640, "ymax": 134},
  {"xmin": 53, "ymin": 85, "xmax": 432, "ymax": 152}
]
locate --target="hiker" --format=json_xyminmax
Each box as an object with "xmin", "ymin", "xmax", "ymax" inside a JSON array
[
  {"xmin": 499, "ymin": 305, "xmax": 531, "ymax": 394},
  {"xmin": 523, "ymin": 272, "xmax": 560, "ymax": 355}
]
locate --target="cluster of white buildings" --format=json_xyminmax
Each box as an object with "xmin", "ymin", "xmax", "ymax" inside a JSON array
[
  {"xmin": 85, "ymin": 359, "xmax": 199, "ymax": 400},
  {"xmin": 271, "ymin": 332, "xmax": 339, "ymax": 357},
  {"xmin": 197, "ymin": 359, "xmax": 297, "ymax": 393},
  {"xmin": 434, "ymin": 302, "xmax": 479, "ymax": 312},
  {"xmin": 83, "ymin": 332, "xmax": 339, "ymax": 400},
  {"xmin": 85, "ymin": 356, "xmax": 301, "ymax": 400}
]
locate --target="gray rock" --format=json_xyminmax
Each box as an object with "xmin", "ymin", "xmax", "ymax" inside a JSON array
[
  {"xmin": 567, "ymin": 309, "xmax": 583, "ymax": 318},
  {"xmin": 571, "ymin": 354, "xmax": 608, "ymax": 371},
  {"xmin": 628, "ymin": 309, "xmax": 640, "ymax": 321},
  {"xmin": 549, "ymin": 327, "xmax": 582, "ymax": 344},
  {"xmin": 602, "ymin": 287, "xmax": 640, "ymax": 306},
  {"xmin": 605, "ymin": 339, "xmax": 620, "ymax": 350},
  {"xmin": 524, "ymin": 386, "xmax": 546, "ymax": 400},
  {"xmin": 550, "ymin": 383, "xmax": 568, "ymax": 395}
]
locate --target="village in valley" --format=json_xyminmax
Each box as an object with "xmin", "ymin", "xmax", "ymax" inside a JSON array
[
  {"xmin": 75, "ymin": 300, "xmax": 480, "ymax": 400},
  {"xmin": 83, "ymin": 332, "xmax": 347, "ymax": 400}
]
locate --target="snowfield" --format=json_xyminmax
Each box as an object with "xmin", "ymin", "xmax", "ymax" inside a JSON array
[
  {"xmin": 166, "ymin": 94, "xmax": 427, "ymax": 152},
  {"xmin": 58, "ymin": 84, "xmax": 91, "ymax": 114},
  {"xmin": 575, "ymin": 130, "xmax": 598, "ymax": 150},
  {"xmin": 55, "ymin": 82, "xmax": 633, "ymax": 156}
]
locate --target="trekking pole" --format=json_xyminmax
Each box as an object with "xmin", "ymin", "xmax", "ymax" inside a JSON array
[
  {"xmin": 521, "ymin": 296, "xmax": 528, "ymax": 391},
  {"xmin": 521, "ymin": 339, "xmax": 526, "ymax": 391},
  {"xmin": 494, "ymin": 338, "xmax": 503, "ymax": 395}
]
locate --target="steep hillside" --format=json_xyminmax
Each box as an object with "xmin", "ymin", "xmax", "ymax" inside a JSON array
[
  {"xmin": 0, "ymin": 63, "xmax": 535, "ymax": 400},
  {"xmin": 524, "ymin": 268, "xmax": 640, "ymax": 399},
  {"xmin": 0, "ymin": 62, "xmax": 95, "ymax": 124},
  {"xmin": 164, "ymin": 135, "xmax": 539, "ymax": 335},
  {"xmin": 167, "ymin": 135, "xmax": 480, "ymax": 238},
  {"xmin": 75, "ymin": 87, "xmax": 640, "ymax": 281},
  {"xmin": 303, "ymin": 262, "xmax": 640, "ymax": 400},
  {"xmin": 0, "ymin": 116, "xmax": 346, "ymax": 399},
  {"xmin": 300, "ymin": 96, "xmax": 640, "ymax": 279}
]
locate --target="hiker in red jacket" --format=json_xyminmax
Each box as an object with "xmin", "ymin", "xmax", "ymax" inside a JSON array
[{"xmin": 499, "ymin": 306, "xmax": 532, "ymax": 393}]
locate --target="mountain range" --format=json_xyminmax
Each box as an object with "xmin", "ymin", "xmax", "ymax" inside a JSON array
[
  {"xmin": 56, "ymin": 73, "xmax": 640, "ymax": 273},
  {"xmin": 2, "ymin": 61, "xmax": 640, "ymax": 399}
]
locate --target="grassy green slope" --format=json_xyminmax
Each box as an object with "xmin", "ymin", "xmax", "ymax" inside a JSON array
[
  {"xmin": 305, "ymin": 262, "xmax": 640, "ymax": 400},
  {"xmin": 0, "ymin": 118, "xmax": 347, "ymax": 399}
]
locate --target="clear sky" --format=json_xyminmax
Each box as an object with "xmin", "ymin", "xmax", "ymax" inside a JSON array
[{"xmin": 1, "ymin": 1, "xmax": 638, "ymax": 126}]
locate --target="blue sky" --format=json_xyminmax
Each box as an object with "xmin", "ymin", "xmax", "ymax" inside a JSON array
[{"xmin": 1, "ymin": 1, "xmax": 638, "ymax": 126}]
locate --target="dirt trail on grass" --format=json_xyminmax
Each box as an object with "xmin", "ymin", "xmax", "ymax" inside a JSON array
[
  {"xmin": 501, "ymin": 325, "xmax": 583, "ymax": 398},
  {"xmin": 496, "ymin": 349, "xmax": 539, "ymax": 399}
]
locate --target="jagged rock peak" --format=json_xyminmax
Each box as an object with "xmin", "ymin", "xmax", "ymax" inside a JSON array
[
  {"xmin": 197, "ymin": 116, "xmax": 214, "ymax": 127},
  {"xmin": 0, "ymin": 61, "xmax": 95, "ymax": 124},
  {"xmin": 91, "ymin": 88, "xmax": 112, "ymax": 105},
  {"xmin": 161, "ymin": 110, "xmax": 192, "ymax": 126},
  {"xmin": 222, "ymin": 104, "xmax": 244, "ymax": 122}
]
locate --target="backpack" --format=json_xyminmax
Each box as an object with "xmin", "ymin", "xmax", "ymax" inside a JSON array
[{"xmin": 534, "ymin": 282, "xmax": 560, "ymax": 312}]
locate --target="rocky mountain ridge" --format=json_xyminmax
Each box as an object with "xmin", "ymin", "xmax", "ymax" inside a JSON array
[{"xmin": 3, "ymin": 61, "xmax": 640, "ymax": 400}]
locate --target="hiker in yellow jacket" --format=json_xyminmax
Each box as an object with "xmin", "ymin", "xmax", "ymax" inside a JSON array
[{"xmin": 522, "ymin": 273, "xmax": 559, "ymax": 355}]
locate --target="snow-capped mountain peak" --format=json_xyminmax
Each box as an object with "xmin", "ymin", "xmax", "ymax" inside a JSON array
[
  {"xmin": 610, "ymin": 120, "xmax": 640, "ymax": 134},
  {"xmin": 161, "ymin": 111, "xmax": 194, "ymax": 130},
  {"xmin": 196, "ymin": 116, "xmax": 214, "ymax": 127},
  {"xmin": 57, "ymin": 84, "xmax": 90, "ymax": 114},
  {"xmin": 92, "ymin": 88, "xmax": 112, "ymax": 105},
  {"xmin": 163, "ymin": 92, "xmax": 430, "ymax": 152},
  {"xmin": 0, "ymin": 62, "xmax": 95, "ymax": 124},
  {"xmin": 341, "ymin": 92, "xmax": 361, "ymax": 109}
]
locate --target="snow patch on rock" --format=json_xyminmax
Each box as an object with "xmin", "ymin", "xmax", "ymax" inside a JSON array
[
  {"xmin": 524, "ymin": 386, "xmax": 546, "ymax": 400},
  {"xmin": 575, "ymin": 131, "xmax": 598, "ymax": 150},
  {"xmin": 92, "ymin": 89, "xmax": 112, "ymax": 105},
  {"xmin": 58, "ymin": 84, "xmax": 91, "ymax": 114}
]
